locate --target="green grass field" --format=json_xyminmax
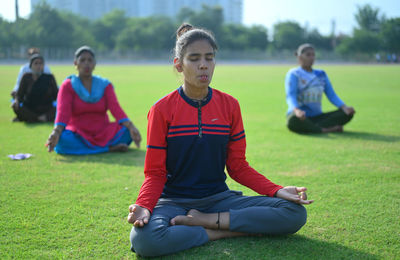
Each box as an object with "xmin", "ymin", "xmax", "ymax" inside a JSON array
[{"xmin": 0, "ymin": 64, "xmax": 399, "ymax": 259}]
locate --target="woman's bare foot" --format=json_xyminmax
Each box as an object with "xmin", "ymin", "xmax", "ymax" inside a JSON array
[
  {"xmin": 109, "ymin": 143, "xmax": 129, "ymax": 152},
  {"xmin": 171, "ymin": 209, "xmax": 218, "ymax": 229},
  {"xmin": 171, "ymin": 209, "xmax": 249, "ymax": 241},
  {"xmin": 322, "ymin": 125, "xmax": 343, "ymax": 133}
]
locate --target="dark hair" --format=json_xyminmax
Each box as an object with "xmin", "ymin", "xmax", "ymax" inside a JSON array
[
  {"xmin": 174, "ymin": 23, "xmax": 218, "ymax": 61},
  {"xmin": 74, "ymin": 45, "xmax": 95, "ymax": 60},
  {"xmin": 295, "ymin": 43, "xmax": 314, "ymax": 56},
  {"xmin": 29, "ymin": 53, "xmax": 44, "ymax": 68}
]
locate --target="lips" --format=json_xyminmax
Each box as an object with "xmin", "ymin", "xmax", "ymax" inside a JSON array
[{"xmin": 199, "ymin": 75, "xmax": 208, "ymax": 81}]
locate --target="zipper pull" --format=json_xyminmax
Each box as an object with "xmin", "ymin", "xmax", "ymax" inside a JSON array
[{"xmin": 198, "ymin": 101, "xmax": 202, "ymax": 138}]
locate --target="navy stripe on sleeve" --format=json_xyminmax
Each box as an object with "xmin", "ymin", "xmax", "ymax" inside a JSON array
[
  {"xmin": 147, "ymin": 145, "xmax": 167, "ymax": 149},
  {"xmin": 231, "ymin": 130, "xmax": 245, "ymax": 138},
  {"xmin": 230, "ymin": 134, "xmax": 246, "ymax": 141}
]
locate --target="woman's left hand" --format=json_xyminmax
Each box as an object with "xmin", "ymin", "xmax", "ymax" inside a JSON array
[
  {"xmin": 341, "ymin": 105, "xmax": 355, "ymax": 116},
  {"xmin": 276, "ymin": 186, "xmax": 314, "ymax": 205}
]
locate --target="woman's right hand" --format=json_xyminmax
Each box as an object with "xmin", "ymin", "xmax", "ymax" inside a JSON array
[
  {"xmin": 276, "ymin": 186, "xmax": 314, "ymax": 205},
  {"xmin": 127, "ymin": 204, "xmax": 151, "ymax": 227},
  {"xmin": 11, "ymin": 100, "xmax": 19, "ymax": 110},
  {"xmin": 121, "ymin": 121, "xmax": 142, "ymax": 148},
  {"xmin": 294, "ymin": 108, "xmax": 306, "ymax": 120},
  {"xmin": 46, "ymin": 127, "xmax": 63, "ymax": 152}
]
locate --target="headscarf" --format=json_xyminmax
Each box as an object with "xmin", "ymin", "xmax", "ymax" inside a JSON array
[{"xmin": 29, "ymin": 54, "xmax": 44, "ymax": 68}]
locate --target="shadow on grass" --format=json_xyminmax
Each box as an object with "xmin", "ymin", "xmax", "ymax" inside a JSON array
[
  {"xmin": 331, "ymin": 131, "xmax": 400, "ymax": 142},
  {"xmin": 22, "ymin": 122, "xmax": 54, "ymax": 127},
  {"xmin": 55, "ymin": 148, "xmax": 146, "ymax": 167},
  {"xmin": 136, "ymin": 234, "xmax": 378, "ymax": 259},
  {"xmin": 299, "ymin": 130, "xmax": 399, "ymax": 142},
  {"xmin": 17, "ymin": 122, "xmax": 146, "ymax": 166}
]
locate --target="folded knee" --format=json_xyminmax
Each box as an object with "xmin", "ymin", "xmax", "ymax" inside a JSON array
[
  {"xmin": 346, "ymin": 113, "xmax": 354, "ymax": 121},
  {"xmin": 287, "ymin": 121, "xmax": 298, "ymax": 132},
  {"xmin": 131, "ymin": 227, "xmax": 163, "ymax": 257},
  {"xmin": 286, "ymin": 203, "xmax": 307, "ymax": 233},
  {"xmin": 287, "ymin": 116, "xmax": 306, "ymax": 133},
  {"xmin": 130, "ymin": 219, "xmax": 174, "ymax": 257}
]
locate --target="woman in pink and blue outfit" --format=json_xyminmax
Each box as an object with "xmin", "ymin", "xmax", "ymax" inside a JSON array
[{"xmin": 46, "ymin": 46, "xmax": 141, "ymax": 154}]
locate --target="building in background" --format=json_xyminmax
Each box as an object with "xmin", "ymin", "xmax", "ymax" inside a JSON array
[{"xmin": 31, "ymin": 0, "xmax": 243, "ymax": 24}]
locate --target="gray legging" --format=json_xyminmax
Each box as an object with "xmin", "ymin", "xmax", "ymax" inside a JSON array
[{"xmin": 130, "ymin": 190, "xmax": 307, "ymax": 257}]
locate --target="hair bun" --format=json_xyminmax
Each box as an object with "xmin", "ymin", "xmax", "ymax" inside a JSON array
[{"xmin": 176, "ymin": 23, "xmax": 194, "ymax": 39}]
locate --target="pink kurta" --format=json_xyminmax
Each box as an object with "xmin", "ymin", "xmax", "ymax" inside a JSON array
[{"xmin": 55, "ymin": 78, "xmax": 128, "ymax": 147}]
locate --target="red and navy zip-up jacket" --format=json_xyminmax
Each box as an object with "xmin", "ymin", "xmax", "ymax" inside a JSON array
[{"xmin": 136, "ymin": 86, "xmax": 283, "ymax": 212}]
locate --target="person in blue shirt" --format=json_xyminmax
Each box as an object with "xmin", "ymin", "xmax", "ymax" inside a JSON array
[{"xmin": 285, "ymin": 44, "xmax": 355, "ymax": 133}]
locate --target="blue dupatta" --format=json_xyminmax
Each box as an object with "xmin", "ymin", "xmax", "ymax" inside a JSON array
[{"xmin": 68, "ymin": 75, "xmax": 110, "ymax": 103}]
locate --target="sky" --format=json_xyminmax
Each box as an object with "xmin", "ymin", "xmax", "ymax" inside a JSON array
[
  {"xmin": 1, "ymin": 0, "xmax": 399, "ymax": 36},
  {"xmin": 243, "ymin": 0, "xmax": 400, "ymax": 35}
]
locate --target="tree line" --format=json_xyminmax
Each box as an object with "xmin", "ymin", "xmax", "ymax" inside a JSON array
[{"xmin": 0, "ymin": 2, "xmax": 399, "ymax": 60}]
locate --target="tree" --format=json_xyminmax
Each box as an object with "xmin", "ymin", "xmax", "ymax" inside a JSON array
[
  {"xmin": 336, "ymin": 4, "xmax": 390, "ymax": 56},
  {"xmin": 24, "ymin": 2, "xmax": 74, "ymax": 48},
  {"xmin": 92, "ymin": 9, "xmax": 128, "ymax": 50},
  {"xmin": 219, "ymin": 24, "xmax": 250, "ymax": 50},
  {"xmin": 116, "ymin": 17, "xmax": 175, "ymax": 52},
  {"xmin": 59, "ymin": 12, "xmax": 96, "ymax": 49},
  {"xmin": 380, "ymin": 18, "xmax": 400, "ymax": 52},
  {"xmin": 336, "ymin": 29, "xmax": 380, "ymax": 55},
  {"xmin": 246, "ymin": 25, "xmax": 269, "ymax": 50},
  {"xmin": 0, "ymin": 18, "xmax": 13, "ymax": 48},
  {"xmin": 355, "ymin": 4, "xmax": 385, "ymax": 33},
  {"xmin": 176, "ymin": 7, "xmax": 195, "ymax": 24},
  {"xmin": 273, "ymin": 21, "xmax": 305, "ymax": 50},
  {"xmin": 304, "ymin": 28, "xmax": 332, "ymax": 50},
  {"xmin": 187, "ymin": 5, "xmax": 224, "ymax": 37},
  {"xmin": 352, "ymin": 29, "xmax": 381, "ymax": 53}
]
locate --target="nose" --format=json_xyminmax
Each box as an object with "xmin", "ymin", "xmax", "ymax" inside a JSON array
[{"xmin": 199, "ymin": 58, "xmax": 208, "ymax": 70}]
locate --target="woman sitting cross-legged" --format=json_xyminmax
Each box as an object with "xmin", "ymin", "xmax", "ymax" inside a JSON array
[
  {"xmin": 285, "ymin": 43, "xmax": 355, "ymax": 134},
  {"xmin": 46, "ymin": 46, "xmax": 141, "ymax": 154},
  {"xmin": 12, "ymin": 54, "xmax": 58, "ymax": 123},
  {"xmin": 127, "ymin": 24, "xmax": 313, "ymax": 257}
]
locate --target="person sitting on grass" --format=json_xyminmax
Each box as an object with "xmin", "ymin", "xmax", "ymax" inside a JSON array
[
  {"xmin": 46, "ymin": 46, "xmax": 141, "ymax": 155},
  {"xmin": 11, "ymin": 47, "xmax": 52, "ymax": 99},
  {"xmin": 127, "ymin": 23, "xmax": 313, "ymax": 257},
  {"xmin": 285, "ymin": 43, "xmax": 355, "ymax": 134},
  {"xmin": 12, "ymin": 54, "xmax": 58, "ymax": 123}
]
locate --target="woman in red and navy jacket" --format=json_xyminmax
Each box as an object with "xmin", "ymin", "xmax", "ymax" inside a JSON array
[{"xmin": 127, "ymin": 23, "xmax": 313, "ymax": 257}]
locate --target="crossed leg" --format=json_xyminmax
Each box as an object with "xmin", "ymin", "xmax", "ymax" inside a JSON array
[{"xmin": 171, "ymin": 209, "xmax": 247, "ymax": 240}]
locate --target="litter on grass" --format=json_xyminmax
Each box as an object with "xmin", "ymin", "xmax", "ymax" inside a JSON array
[{"xmin": 8, "ymin": 153, "xmax": 33, "ymax": 160}]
